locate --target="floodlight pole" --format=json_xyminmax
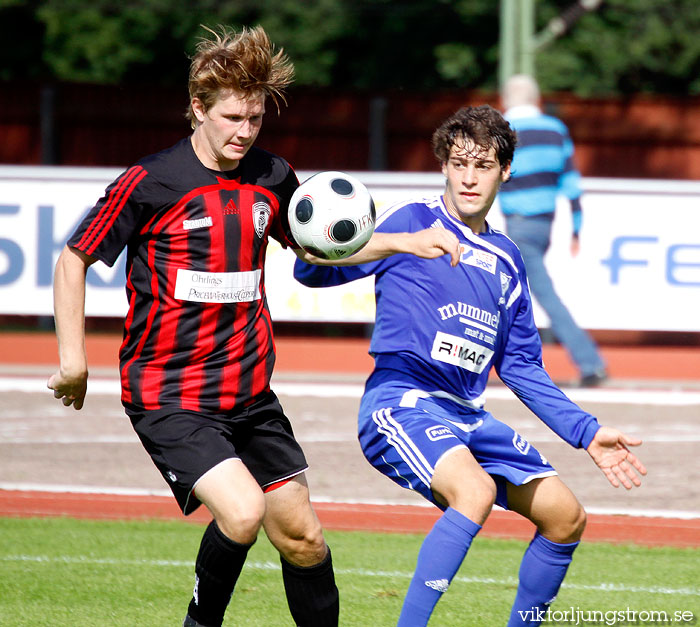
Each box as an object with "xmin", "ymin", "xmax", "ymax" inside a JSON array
[
  {"xmin": 499, "ymin": 0, "xmax": 535, "ymax": 89},
  {"xmin": 499, "ymin": 0, "xmax": 604, "ymax": 89}
]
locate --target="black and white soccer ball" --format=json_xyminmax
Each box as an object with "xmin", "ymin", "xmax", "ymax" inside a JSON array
[{"xmin": 288, "ymin": 171, "xmax": 376, "ymax": 260}]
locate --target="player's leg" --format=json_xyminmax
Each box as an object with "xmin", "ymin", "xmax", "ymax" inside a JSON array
[
  {"xmin": 505, "ymin": 476, "xmax": 586, "ymax": 626},
  {"xmin": 185, "ymin": 458, "xmax": 267, "ymax": 627},
  {"xmin": 263, "ymin": 475, "xmax": 339, "ymax": 626},
  {"xmin": 236, "ymin": 392, "xmax": 337, "ymax": 625},
  {"xmin": 358, "ymin": 384, "xmax": 496, "ymax": 627},
  {"xmin": 465, "ymin": 411, "xmax": 582, "ymax": 626},
  {"xmin": 128, "ymin": 408, "xmax": 262, "ymax": 627},
  {"xmin": 396, "ymin": 447, "xmax": 495, "ymax": 627}
]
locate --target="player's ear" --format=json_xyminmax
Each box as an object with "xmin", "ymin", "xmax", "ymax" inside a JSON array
[
  {"xmin": 191, "ymin": 98, "xmax": 207, "ymax": 123},
  {"xmin": 501, "ymin": 162, "xmax": 512, "ymax": 183}
]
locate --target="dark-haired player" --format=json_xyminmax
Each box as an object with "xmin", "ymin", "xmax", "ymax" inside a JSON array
[
  {"xmin": 47, "ymin": 24, "xmax": 459, "ymax": 627},
  {"xmin": 295, "ymin": 105, "xmax": 646, "ymax": 626}
]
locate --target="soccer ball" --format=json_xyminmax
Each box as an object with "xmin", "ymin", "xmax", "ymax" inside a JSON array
[{"xmin": 288, "ymin": 171, "xmax": 376, "ymax": 260}]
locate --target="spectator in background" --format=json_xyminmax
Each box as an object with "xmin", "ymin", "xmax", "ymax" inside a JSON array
[{"xmin": 500, "ymin": 74, "xmax": 607, "ymax": 387}]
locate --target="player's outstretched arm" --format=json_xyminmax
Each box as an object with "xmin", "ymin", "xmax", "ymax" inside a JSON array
[
  {"xmin": 47, "ymin": 245, "xmax": 97, "ymax": 411},
  {"xmin": 586, "ymin": 426, "xmax": 647, "ymax": 489},
  {"xmin": 294, "ymin": 228, "xmax": 461, "ymax": 266}
]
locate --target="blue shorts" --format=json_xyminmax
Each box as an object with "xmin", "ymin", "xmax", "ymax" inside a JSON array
[{"xmin": 358, "ymin": 382, "xmax": 557, "ymax": 510}]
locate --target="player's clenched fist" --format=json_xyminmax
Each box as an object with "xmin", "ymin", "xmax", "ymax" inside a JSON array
[{"xmin": 47, "ymin": 369, "xmax": 87, "ymax": 410}]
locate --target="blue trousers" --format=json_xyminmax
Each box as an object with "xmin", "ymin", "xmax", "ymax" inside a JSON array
[{"xmin": 505, "ymin": 214, "xmax": 604, "ymax": 378}]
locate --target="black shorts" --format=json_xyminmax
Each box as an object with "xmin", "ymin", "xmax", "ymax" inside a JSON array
[{"xmin": 126, "ymin": 391, "xmax": 308, "ymax": 515}]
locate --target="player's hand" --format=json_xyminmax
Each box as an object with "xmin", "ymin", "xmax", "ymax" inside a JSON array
[
  {"xmin": 407, "ymin": 228, "xmax": 461, "ymax": 266},
  {"xmin": 586, "ymin": 426, "xmax": 646, "ymax": 489},
  {"xmin": 47, "ymin": 368, "xmax": 88, "ymax": 411}
]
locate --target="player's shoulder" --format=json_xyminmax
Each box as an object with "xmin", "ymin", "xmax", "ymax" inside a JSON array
[
  {"xmin": 511, "ymin": 112, "xmax": 567, "ymax": 134},
  {"xmin": 135, "ymin": 137, "xmax": 190, "ymax": 170},
  {"xmin": 537, "ymin": 113, "xmax": 569, "ymax": 135},
  {"xmin": 483, "ymin": 225, "xmax": 526, "ymax": 269},
  {"xmin": 239, "ymin": 146, "xmax": 295, "ymax": 187},
  {"xmin": 133, "ymin": 137, "xmax": 202, "ymax": 191},
  {"xmin": 488, "ymin": 227, "xmax": 518, "ymax": 251},
  {"xmin": 376, "ymin": 195, "xmax": 442, "ymax": 231}
]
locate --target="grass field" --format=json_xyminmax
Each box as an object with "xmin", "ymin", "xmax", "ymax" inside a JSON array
[{"xmin": 1, "ymin": 517, "xmax": 698, "ymax": 626}]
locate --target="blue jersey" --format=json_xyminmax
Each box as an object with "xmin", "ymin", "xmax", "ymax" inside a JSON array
[
  {"xmin": 500, "ymin": 107, "xmax": 583, "ymax": 234},
  {"xmin": 294, "ymin": 195, "xmax": 599, "ymax": 450}
]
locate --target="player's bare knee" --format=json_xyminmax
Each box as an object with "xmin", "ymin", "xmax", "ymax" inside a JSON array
[
  {"xmin": 297, "ymin": 532, "xmax": 328, "ymax": 566},
  {"xmin": 543, "ymin": 502, "xmax": 587, "ymax": 544},
  {"xmin": 278, "ymin": 524, "xmax": 328, "ymax": 567},
  {"xmin": 217, "ymin": 512, "xmax": 264, "ymax": 544},
  {"xmin": 463, "ymin": 472, "xmax": 497, "ymax": 509},
  {"xmin": 568, "ymin": 504, "xmax": 587, "ymax": 541},
  {"xmin": 434, "ymin": 470, "xmax": 496, "ymax": 521},
  {"xmin": 561, "ymin": 500, "xmax": 586, "ymax": 542},
  {"xmin": 214, "ymin": 498, "xmax": 266, "ymax": 544},
  {"xmin": 474, "ymin": 476, "xmax": 497, "ymax": 515}
]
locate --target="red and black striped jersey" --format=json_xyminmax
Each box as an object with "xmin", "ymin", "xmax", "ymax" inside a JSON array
[{"xmin": 68, "ymin": 137, "xmax": 299, "ymax": 413}]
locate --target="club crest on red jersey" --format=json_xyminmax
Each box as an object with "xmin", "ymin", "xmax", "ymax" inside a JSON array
[{"xmin": 253, "ymin": 201, "xmax": 271, "ymax": 238}]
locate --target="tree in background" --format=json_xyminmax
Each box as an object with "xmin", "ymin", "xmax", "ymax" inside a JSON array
[
  {"xmin": 0, "ymin": 0, "xmax": 351, "ymax": 86},
  {"xmin": 1, "ymin": 0, "xmax": 700, "ymax": 95},
  {"xmin": 536, "ymin": 0, "xmax": 700, "ymax": 95}
]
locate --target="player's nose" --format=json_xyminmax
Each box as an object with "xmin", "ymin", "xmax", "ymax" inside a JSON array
[
  {"xmin": 462, "ymin": 165, "xmax": 478, "ymax": 185},
  {"xmin": 236, "ymin": 118, "xmax": 255, "ymax": 139}
]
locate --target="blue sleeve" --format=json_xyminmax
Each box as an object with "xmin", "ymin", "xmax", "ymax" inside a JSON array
[
  {"xmin": 560, "ymin": 168, "xmax": 582, "ymax": 201},
  {"xmin": 293, "ymin": 257, "xmax": 380, "ymax": 287},
  {"xmin": 293, "ymin": 200, "xmax": 413, "ymax": 287},
  {"xmin": 495, "ymin": 268, "xmax": 600, "ymax": 449},
  {"xmin": 570, "ymin": 197, "xmax": 582, "ymax": 235},
  {"xmin": 558, "ymin": 123, "xmax": 583, "ymax": 235},
  {"xmin": 559, "ymin": 129, "xmax": 583, "ymax": 201}
]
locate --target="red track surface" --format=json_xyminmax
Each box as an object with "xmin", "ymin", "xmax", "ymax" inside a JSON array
[
  {"xmin": 2, "ymin": 331, "xmax": 699, "ymax": 547},
  {"xmin": 1, "ymin": 489, "xmax": 698, "ymax": 548}
]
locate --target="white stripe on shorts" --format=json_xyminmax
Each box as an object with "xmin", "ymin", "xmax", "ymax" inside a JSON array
[{"xmin": 371, "ymin": 407, "xmax": 434, "ymax": 488}]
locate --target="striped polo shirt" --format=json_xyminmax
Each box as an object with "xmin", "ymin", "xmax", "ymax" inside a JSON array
[{"xmin": 500, "ymin": 104, "xmax": 583, "ymax": 234}]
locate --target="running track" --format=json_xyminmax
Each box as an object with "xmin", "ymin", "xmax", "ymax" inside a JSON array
[{"xmin": 1, "ymin": 331, "xmax": 699, "ymax": 548}]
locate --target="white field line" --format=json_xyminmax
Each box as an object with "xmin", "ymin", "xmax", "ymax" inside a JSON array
[
  {"xmin": 275, "ymin": 383, "xmax": 700, "ymax": 406},
  {"xmin": 1, "ymin": 481, "xmax": 699, "ymax": 520},
  {"xmin": 2, "ymin": 376, "xmax": 699, "ymax": 519},
  {"xmin": 0, "ymin": 482, "xmax": 173, "ymax": 497},
  {"xmin": 2, "ymin": 432, "xmax": 698, "ymax": 445},
  {"xmin": 2, "ymin": 376, "xmax": 700, "ymax": 405},
  {"xmin": 1, "ymin": 555, "xmax": 698, "ymax": 597}
]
